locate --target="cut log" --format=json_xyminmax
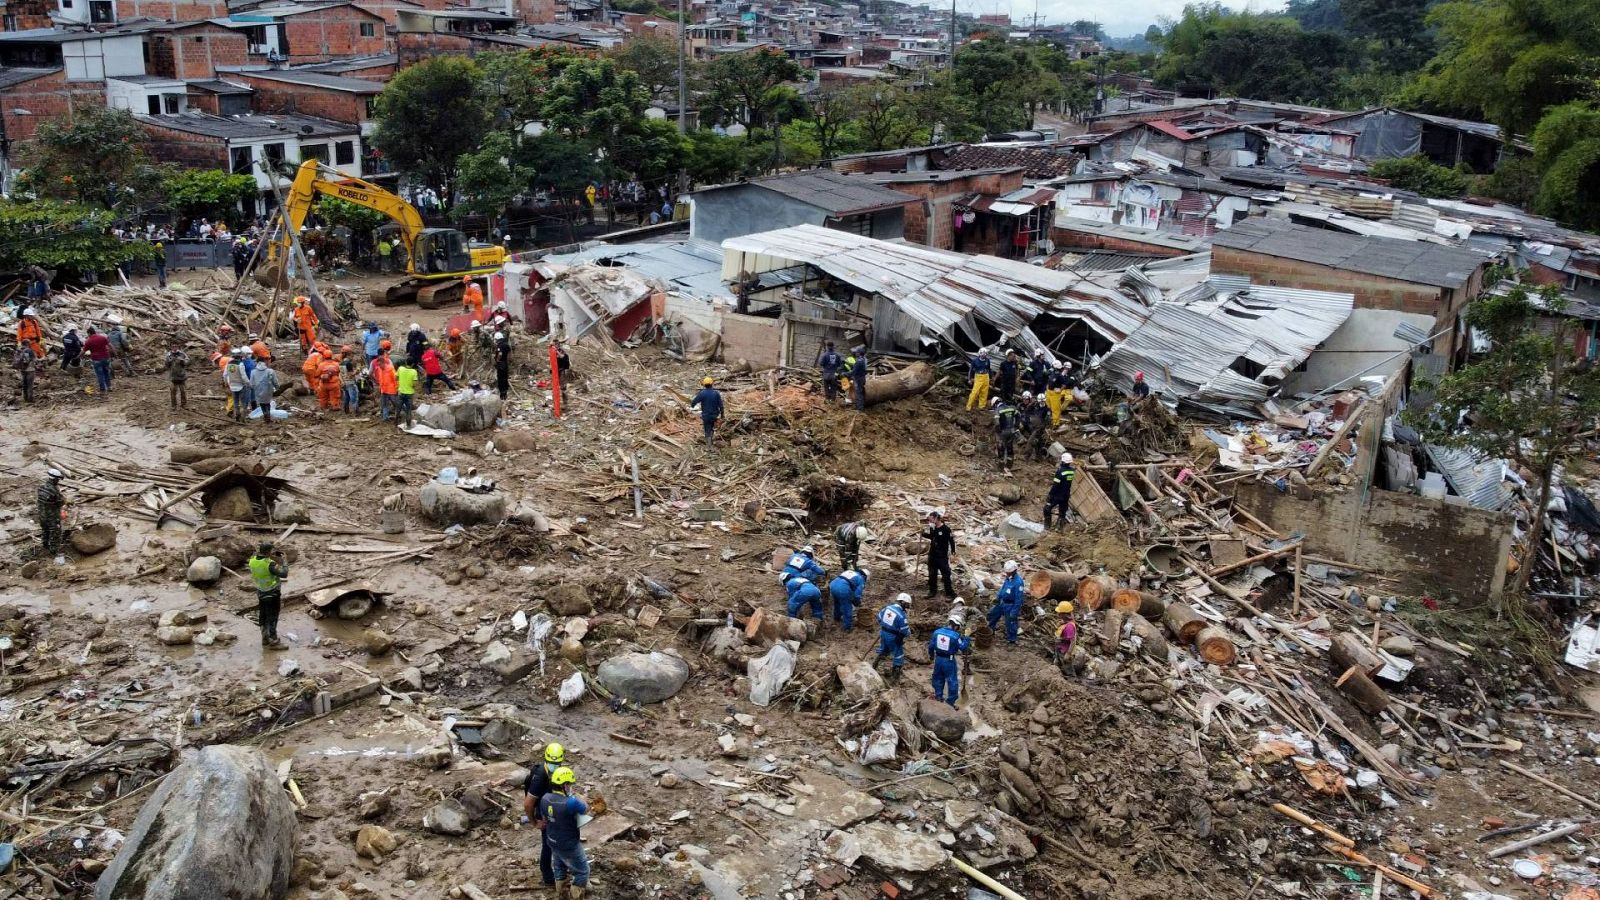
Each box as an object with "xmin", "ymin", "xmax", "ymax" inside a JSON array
[
  {"xmin": 1100, "ymin": 608, "xmax": 1126, "ymax": 654},
  {"xmin": 1127, "ymin": 615, "xmax": 1170, "ymax": 661},
  {"xmin": 862, "ymin": 362, "xmax": 936, "ymax": 407},
  {"xmin": 1110, "ymin": 588, "xmax": 1165, "ymax": 620},
  {"xmin": 1194, "ymin": 626, "xmax": 1237, "ymax": 666},
  {"xmin": 1331, "ymin": 633, "xmax": 1384, "ymax": 678},
  {"xmin": 1162, "ymin": 602, "xmax": 1207, "ymax": 645},
  {"xmin": 1076, "ymin": 575, "xmax": 1117, "ymax": 610},
  {"xmin": 1026, "ymin": 569, "xmax": 1077, "ymax": 600},
  {"xmin": 1335, "ymin": 665, "xmax": 1390, "ymax": 716}
]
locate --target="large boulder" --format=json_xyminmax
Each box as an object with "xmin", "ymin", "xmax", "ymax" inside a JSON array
[
  {"xmin": 835, "ymin": 661, "xmax": 886, "ymax": 702},
  {"xmin": 416, "ymin": 393, "xmax": 502, "ymax": 434},
  {"xmin": 94, "ymin": 744, "xmax": 295, "ymax": 900},
  {"xmin": 186, "ymin": 556, "xmax": 222, "ymax": 584},
  {"xmin": 849, "ymin": 822, "xmax": 950, "ymax": 873},
  {"xmin": 418, "ymin": 481, "xmax": 507, "ymax": 527},
  {"xmin": 208, "ymin": 486, "xmax": 254, "ymax": 522},
  {"xmin": 70, "ymin": 523, "xmax": 118, "ymax": 556},
  {"xmin": 917, "ymin": 697, "xmax": 970, "ymax": 745},
  {"xmin": 596, "ymin": 650, "xmax": 690, "ymax": 704},
  {"xmin": 270, "ymin": 498, "xmax": 311, "ymax": 525}
]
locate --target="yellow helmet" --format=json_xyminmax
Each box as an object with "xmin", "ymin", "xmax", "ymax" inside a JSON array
[
  {"xmin": 701, "ymin": 376, "xmax": 714, "ymax": 386},
  {"xmin": 1055, "ymin": 601, "xmax": 1075, "ymax": 615},
  {"xmin": 550, "ymin": 766, "xmax": 575, "ymax": 787},
  {"xmin": 544, "ymin": 742, "xmax": 565, "ymax": 764}
]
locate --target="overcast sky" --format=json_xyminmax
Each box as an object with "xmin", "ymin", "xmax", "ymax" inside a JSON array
[{"xmin": 999, "ymin": 0, "xmax": 1289, "ymax": 37}]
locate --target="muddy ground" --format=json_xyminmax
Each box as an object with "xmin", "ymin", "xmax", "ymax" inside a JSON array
[{"xmin": 3, "ymin": 276, "xmax": 1600, "ymax": 900}]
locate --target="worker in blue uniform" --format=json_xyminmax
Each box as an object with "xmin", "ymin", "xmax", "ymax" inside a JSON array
[
  {"xmin": 1026, "ymin": 349, "xmax": 1051, "ymax": 396},
  {"xmin": 985, "ymin": 560, "xmax": 1025, "ymax": 644},
  {"xmin": 875, "ymin": 592, "xmax": 912, "ymax": 680},
  {"xmin": 818, "ymin": 341, "xmax": 842, "ymax": 402},
  {"xmin": 929, "ymin": 614, "xmax": 972, "ymax": 707},
  {"xmin": 997, "ymin": 349, "xmax": 1019, "ymax": 401},
  {"xmin": 827, "ymin": 567, "xmax": 868, "ymax": 632},
  {"xmin": 784, "ymin": 573, "xmax": 824, "ymax": 622},
  {"xmin": 849, "ymin": 345, "xmax": 868, "ymax": 411},
  {"xmin": 1043, "ymin": 452, "xmax": 1075, "ymax": 528},
  {"xmin": 781, "ymin": 544, "xmax": 827, "ymax": 584}
]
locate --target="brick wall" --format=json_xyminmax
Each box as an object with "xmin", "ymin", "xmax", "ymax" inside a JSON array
[
  {"xmin": 3, "ymin": 0, "xmax": 53, "ymax": 30},
  {"xmin": 149, "ymin": 25, "xmax": 250, "ymax": 80},
  {"xmin": 115, "ymin": 0, "xmax": 224, "ymax": 20},
  {"xmin": 281, "ymin": 6, "xmax": 387, "ymax": 63},
  {"xmin": 1211, "ymin": 245, "xmax": 1449, "ymax": 316},
  {"xmin": 1, "ymin": 70, "xmax": 104, "ymax": 143},
  {"xmin": 883, "ymin": 169, "xmax": 1025, "ymax": 250},
  {"xmin": 1047, "ymin": 226, "xmax": 1191, "ymax": 257},
  {"xmin": 237, "ymin": 74, "xmax": 371, "ymax": 125},
  {"xmin": 136, "ymin": 121, "xmax": 229, "ymax": 169}
]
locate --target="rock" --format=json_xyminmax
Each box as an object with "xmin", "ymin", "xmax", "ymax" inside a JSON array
[
  {"xmin": 1379, "ymin": 635, "xmax": 1415, "ymax": 657},
  {"xmin": 702, "ymin": 626, "xmax": 744, "ymax": 665},
  {"xmin": 271, "ymin": 498, "xmax": 311, "ymax": 525},
  {"xmin": 208, "ymin": 486, "xmax": 254, "ymax": 523},
  {"xmin": 917, "ymin": 698, "xmax": 969, "ymax": 744},
  {"xmin": 354, "ymin": 824, "xmax": 398, "ymax": 859},
  {"xmin": 558, "ymin": 671, "xmax": 587, "ymax": 708},
  {"xmin": 359, "ymin": 629, "xmax": 394, "ymax": 656},
  {"xmin": 418, "ymin": 481, "xmax": 507, "ymax": 527},
  {"xmin": 416, "ymin": 393, "xmax": 502, "ymax": 434},
  {"xmin": 185, "ymin": 556, "xmax": 222, "ymax": 584},
  {"xmin": 792, "ymin": 773, "xmax": 883, "ymax": 828},
  {"xmin": 507, "ymin": 502, "xmax": 551, "ymax": 531},
  {"xmin": 494, "ymin": 430, "xmax": 539, "ymax": 451},
  {"xmin": 93, "ymin": 745, "xmax": 295, "ymax": 900},
  {"xmin": 423, "ymin": 800, "xmax": 470, "ymax": 836},
  {"xmin": 849, "ymin": 823, "xmax": 949, "ymax": 873},
  {"xmin": 997, "ymin": 512, "xmax": 1044, "ymax": 548},
  {"xmin": 485, "ymin": 645, "xmax": 540, "ymax": 683},
  {"xmin": 822, "ymin": 830, "xmax": 861, "ymax": 866},
  {"xmin": 159, "ymin": 609, "xmax": 204, "ymax": 628},
  {"xmin": 393, "ymin": 667, "xmax": 424, "ymax": 691},
  {"xmin": 944, "ymin": 800, "xmax": 982, "ymax": 830},
  {"xmin": 991, "ymin": 483, "xmax": 1024, "ymax": 505},
  {"xmin": 413, "ymin": 745, "xmax": 453, "ymax": 770},
  {"xmin": 659, "ymin": 772, "xmax": 682, "ymax": 789},
  {"xmin": 192, "ymin": 627, "xmax": 224, "ymax": 646},
  {"xmin": 480, "ymin": 641, "xmax": 512, "ymax": 667},
  {"xmin": 596, "ymin": 650, "xmax": 690, "ymax": 704},
  {"xmin": 155, "ymin": 625, "xmax": 194, "ymax": 646},
  {"xmin": 70, "ymin": 523, "xmax": 117, "ymax": 556},
  {"xmin": 999, "ymin": 761, "xmax": 1040, "ymax": 806},
  {"xmin": 546, "ymin": 584, "xmax": 594, "ymax": 617},
  {"xmin": 462, "ymin": 562, "xmax": 487, "ymax": 580},
  {"xmin": 557, "ymin": 636, "xmax": 586, "ymax": 664},
  {"xmin": 835, "ymin": 661, "xmax": 886, "ymax": 702},
  {"xmin": 358, "ymin": 790, "xmax": 390, "ymax": 820}
]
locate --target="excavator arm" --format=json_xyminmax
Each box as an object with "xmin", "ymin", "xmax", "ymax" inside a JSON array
[{"xmin": 271, "ymin": 158, "xmax": 426, "ymax": 275}]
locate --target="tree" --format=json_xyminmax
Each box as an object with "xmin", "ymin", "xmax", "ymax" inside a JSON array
[
  {"xmin": 840, "ymin": 82, "xmax": 921, "ymax": 151},
  {"xmin": 684, "ymin": 129, "xmax": 753, "ymax": 184},
  {"xmin": 452, "ymin": 132, "xmax": 533, "ymax": 221},
  {"xmin": 1341, "ymin": 0, "xmax": 1433, "ymax": 71},
  {"xmin": 314, "ymin": 196, "xmax": 389, "ymax": 235},
  {"xmin": 20, "ymin": 107, "xmax": 162, "ymax": 213},
  {"xmin": 371, "ymin": 55, "xmax": 495, "ymax": 207},
  {"xmin": 806, "ymin": 87, "xmax": 859, "ymax": 161},
  {"xmin": 1368, "ymin": 156, "xmax": 1471, "ymax": 198},
  {"xmin": 1152, "ymin": 5, "xmax": 1353, "ymax": 105},
  {"xmin": 0, "ymin": 199, "xmax": 159, "ymax": 276},
  {"xmin": 1284, "ymin": 0, "xmax": 1344, "ymax": 32},
  {"xmin": 1406, "ymin": 285, "xmax": 1600, "ymax": 602},
  {"xmin": 161, "ymin": 169, "xmax": 257, "ymax": 225},
  {"xmin": 610, "ymin": 33, "xmax": 683, "ymax": 101},
  {"xmin": 701, "ymin": 49, "xmax": 803, "ymax": 130},
  {"xmin": 476, "ymin": 47, "xmax": 590, "ymax": 131}
]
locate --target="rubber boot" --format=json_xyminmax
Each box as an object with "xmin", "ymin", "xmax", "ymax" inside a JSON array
[
  {"xmin": 555, "ymin": 879, "xmax": 572, "ymax": 900},
  {"xmin": 889, "ymin": 666, "xmax": 902, "ymax": 684}
]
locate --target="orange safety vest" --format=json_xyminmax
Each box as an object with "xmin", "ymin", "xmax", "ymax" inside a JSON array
[
  {"xmin": 250, "ymin": 340, "xmax": 271, "ymax": 361},
  {"xmin": 293, "ymin": 304, "xmax": 318, "ymax": 331},
  {"xmin": 302, "ymin": 352, "xmax": 322, "ymax": 383},
  {"xmin": 465, "ymin": 284, "xmax": 484, "ymax": 309},
  {"xmin": 372, "ymin": 358, "xmax": 398, "ymax": 394},
  {"xmin": 17, "ymin": 319, "xmax": 42, "ymax": 347},
  {"xmin": 318, "ymin": 358, "xmax": 341, "ymax": 387}
]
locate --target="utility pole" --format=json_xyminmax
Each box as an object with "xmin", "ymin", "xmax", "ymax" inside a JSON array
[
  {"xmin": 677, "ymin": 0, "xmax": 689, "ymax": 196},
  {"xmin": 948, "ymin": 0, "xmax": 955, "ymax": 70}
]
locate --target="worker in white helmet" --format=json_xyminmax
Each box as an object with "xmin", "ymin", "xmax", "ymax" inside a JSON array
[
  {"xmin": 875, "ymin": 592, "xmax": 912, "ymax": 680},
  {"xmin": 1044, "ymin": 452, "xmax": 1076, "ymax": 529},
  {"xmin": 833, "ymin": 520, "xmax": 874, "ymax": 571},
  {"xmin": 986, "ymin": 560, "xmax": 1025, "ymax": 645}
]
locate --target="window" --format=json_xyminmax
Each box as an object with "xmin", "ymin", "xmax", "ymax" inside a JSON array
[
  {"xmin": 147, "ymin": 95, "xmax": 161, "ymax": 115},
  {"xmin": 364, "ymin": 97, "xmax": 376, "ymax": 118},
  {"xmin": 263, "ymin": 142, "xmax": 286, "ymax": 165},
  {"xmin": 61, "ymin": 0, "xmax": 72, "ymax": 8},
  {"xmin": 334, "ymin": 140, "xmax": 354, "ymax": 166},
  {"xmin": 162, "ymin": 93, "xmax": 181, "ymax": 114},
  {"xmin": 360, "ymin": 22, "xmax": 375, "ymax": 36},
  {"xmin": 302, "ymin": 143, "xmax": 328, "ymax": 163},
  {"xmin": 231, "ymin": 146, "xmax": 254, "ymax": 175},
  {"xmin": 89, "ymin": 0, "xmax": 113, "ymax": 23},
  {"xmin": 3, "ymin": 13, "xmax": 17, "ymax": 30}
]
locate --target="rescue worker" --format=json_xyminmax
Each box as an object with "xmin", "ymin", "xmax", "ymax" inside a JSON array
[
  {"xmin": 1019, "ymin": 391, "xmax": 1048, "ymax": 461},
  {"xmin": 519, "ymin": 742, "xmax": 566, "ymax": 890},
  {"xmin": 875, "ymin": 593, "xmax": 912, "ymax": 680},
  {"xmin": 966, "ymin": 350, "xmax": 992, "ymax": 411},
  {"xmin": 248, "ymin": 541, "xmax": 288, "ymax": 649},
  {"xmin": 420, "ymin": 341, "xmax": 456, "ymax": 394},
  {"xmin": 445, "ymin": 327, "xmax": 466, "ymax": 374},
  {"xmin": 493, "ymin": 330, "xmax": 512, "ymax": 400},
  {"xmin": 487, "ymin": 301, "xmax": 513, "ymax": 334},
  {"xmin": 985, "ymin": 560, "xmax": 1025, "ymax": 645},
  {"xmin": 472, "ymin": 320, "xmax": 491, "ymax": 361},
  {"xmin": 924, "ymin": 510, "xmax": 955, "ymax": 599},
  {"xmin": 301, "ymin": 344, "xmax": 323, "ymax": 394},
  {"xmin": 1131, "ymin": 370, "xmax": 1150, "ymax": 400},
  {"xmin": 1045, "ymin": 361, "xmax": 1072, "ymax": 427},
  {"xmin": 538, "ymin": 767, "xmax": 591, "ymax": 899},
  {"xmin": 396, "ymin": 357, "xmax": 420, "ymax": 427},
  {"xmin": 929, "ymin": 613, "xmax": 972, "ymax": 707},
  {"xmin": 997, "ymin": 349, "xmax": 1019, "ymax": 402},
  {"xmin": 316, "ymin": 350, "xmax": 342, "ymax": 411},
  {"xmin": 834, "ymin": 521, "xmax": 873, "ymax": 571},
  {"xmin": 1027, "ymin": 349, "xmax": 1051, "ymax": 396},
  {"xmin": 17, "ymin": 307, "xmax": 45, "ymax": 361},
  {"xmin": 224, "ymin": 349, "xmax": 250, "ymax": 422},
  {"xmin": 376, "ymin": 236, "xmax": 392, "ymax": 273},
  {"xmin": 232, "ymin": 236, "xmax": 251, "ymax": 281},
  {"xmin": 405, "ymin": 323, "xmax": 427, "ymax": 369},
  {"xmin": 83, "ymin": 325, "xmax": 113, "ymax": 395},
  {"xmin": 827, "ymin": 567, "xmax": 867, "ymax": 632},
  {"xmin": 109, "ymin": 323, "xmax": 135, "ymax": 377},
  {"xmin": 249, "ymin": 333, "xmax": 272, "ymax": 362},
  {"xmin": 946, "ymin": 595, "xmax": 969, "ymax": 629},
  {"xmin": 339, "ymin": 346, "xmax": 361, "ymax": 413},
  {"xmin": 818, "ymin": 341, "xmax": 842, "ymax": 402},
  {"xmin": 371, "ymin": 344, "xmax": 399, "ymax": 422},
  {"xmin": 60, "ymin": 324, "xmax": 83, "ymax": 384},
  {"xmin": 781, "ymin": 544, "xmax": 827, "ymax": 584},
  {"xmin": 1043, "ymin": 453, "xmax": 1075, "ymax": 528},
  {"xmin": 784, "ymin": 572, "xmax": 824, "ymax": 623},
  {"xmin": 462, "ymin": 276, "xmax": 485, "ymax": 319},
  {"xmin": 215, "ymin": 324, "xmax": 234, "ymax": 358},
  {"xmin": 991, "ymin": 396, "xmax": 1018, "ymax": 470},
  {"xmin": 292, "ymin": 296, "xmax": 318, "ymax": 353},
  {"xmin": 849, "ymin": 345, "xmax": 868, "ymax": 411},
  {"xmin": 15, "ymin": 340, "xmax": 38, "ymax": 403},
  {"xmin": 164, "ymin": 344, "xmax": 189, "ymax": 410},
  {"xmin": 362, "ymin": 322, "xmax": 384, "ymax": 363},
  {"xmin": 37, "ymin": 469, "xmax": 65, "ymax": 561},
  {"xmin": 1054, "ymin": 601, "xmax": 1078, "ymax": 664},
  {"xmin": 250, "ymin": 358, "xmax": 278, "ymax": 423},
  {"xmin": 689, "ymin": 376, "xmax": 724, "ymax": 449}
]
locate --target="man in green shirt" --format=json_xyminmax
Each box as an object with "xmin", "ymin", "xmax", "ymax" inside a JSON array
[
  {"xmin": 248, "ymin": 541, "xmax": 289, "ymax": 649},
  {"xmin": 395, "ymin": 361, "xmax": 419, "ymax": 428}
]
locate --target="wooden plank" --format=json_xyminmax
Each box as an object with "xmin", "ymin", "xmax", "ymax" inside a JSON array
[{"xmin": 1069, "ymin": 470, "xmax": 1120, "ymax": 525}]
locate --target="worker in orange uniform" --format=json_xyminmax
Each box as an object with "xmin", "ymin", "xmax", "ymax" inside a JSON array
[
  {"xmin": 445, "ymin": 327, "xmax": 466, "ymax": 374},
  {"xmin": 462, "ymin": 277, "xmax": 485, "ymax": 320},
  {"xmin": 215, "ymin": 324, "xmax": 234, "ymax": 357},
  {"xmin": 17, "ymin": 307, "xmax": 45, "ymax": 361},
  {"xmin": 316, "ymin": 351, "xmax": 342, "ymax": 411},
  {"xmin": 371, "ymin": 341, "xmax": 399, "ymax": 422},
  {"xmin": 301, "ymin": 344, "xmax": 323, "ymax": 393},
  {"xmin": 248, "ymin": 333, "xmax": 272, "ymax": 362},
  {"xmin": 291, "ymin": 296, "xmax": 319, "ymax": 353}
]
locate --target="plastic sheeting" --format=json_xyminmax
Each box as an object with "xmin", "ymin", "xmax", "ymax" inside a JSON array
[{"xmin": 1352, "ymin": 111, "xmax": 1423, "ymax": 161}]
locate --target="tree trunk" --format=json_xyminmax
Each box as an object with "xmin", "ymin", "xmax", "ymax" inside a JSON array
[
  {"xmin": 1110, "ymin": 588, "xmax": 1165, "ymax": 620},
  {"xmin": 1163, "ymin": 602, "xmax": 1207, "ymax": 646},
  {"xmin": 1330, "ymin": 633, "xmax": 1384, "ymax": 678},
  {"xmin": 1335, "ymin": 665, "xmax": 1390, "ymax": 716},
  {"xmin": 862, "ymin": 362, "xmax": 936, "ymax": 406},
  {"xmin": 1194, "ymin": 626, "xmax": 1237, "ymax": 666},
  {"xmin": 1128, "ymin": 615, "xmax": 1170, "ymax": 661},
  {"xmin": 1513, "ymin": 458, "xmax": 1556, "ymax": 604},
  {"xmin": 1025, "ymin": 569, "xmax": 1077, "ymax": 601},
  {"xmin": 1076, "ymin": 575, "xmax": 1117, "ymax": 610},
  {"xmin": 1100, "ymin": 608, "xmax": 1126, "ymax": 654}
]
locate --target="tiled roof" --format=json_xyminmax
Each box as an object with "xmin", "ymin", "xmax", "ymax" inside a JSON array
[{"xmin": 937, "ymin": 145, "xmax": 1079, "ymax": 180}]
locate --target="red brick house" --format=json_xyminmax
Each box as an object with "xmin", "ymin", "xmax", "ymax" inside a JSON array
[
  {"xmin": 235, "ymin": 68, "xmax": 379, "ymax": 130},
  {"xmin": 0, "ymin": 66, "xmax": 105, "ymax": 143},
  {"xmin": 114, "ymin": 0, "xmax": 225, "ymax": 21},
  {"xmin": 145, "ymin": 20, "xmax": 250, "ymax": 80},
  {"xmin": 227, "ymin": 2, "xmax": 389, "ymax": 65},
  {"xmin": 1, "ymin": 0, "xmax": 55, "ymax": 31},
  {"xmin": 861, "ymin": 167, "xmax": 1025, "ymax": 251}
]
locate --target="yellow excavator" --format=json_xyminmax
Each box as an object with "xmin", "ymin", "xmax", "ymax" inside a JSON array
[{"xmin": 259, "ymin": 159, "xmax": 506, "ymax": 308}]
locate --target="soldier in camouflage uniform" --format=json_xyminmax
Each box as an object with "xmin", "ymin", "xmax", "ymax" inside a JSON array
[{"xmin": 38, "ymin": 469, "xmax": 64, "ymax": 558}]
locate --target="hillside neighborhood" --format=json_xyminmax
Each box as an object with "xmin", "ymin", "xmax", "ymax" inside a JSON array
[{"xmin": 7, "ymin": 1, "xmax": 1600, "ymax": 899}]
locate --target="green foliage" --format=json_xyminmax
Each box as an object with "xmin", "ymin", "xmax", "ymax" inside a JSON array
[
  {"xmin": 519, "ymin": 132, "xmax": 601, "ymax": 199},
  {"xmin": 19, "ymin": 107, "xmax": 163, "ymax": 213},
  {"xmin": 1535, "ymin": 139, "xmax": 1600, "ymax": 230},
  {"xmin": 1151, "ymin": 5, "xmax": 1352, "ymax": 105},
  {"xmin": 1368, "ymin": 155, "xmax": 1471, "ymax": 198},
  {"xmin": 700, "ymin": 49, "xmax": 804, "ymax": 130},
  {"xmin": 1476, "ymin": 156, "xmax": 1540, "ymax": 208},
  {"xmin": 952, "ymin": 38, "xmax": 1047, "ymax": 133},
  {"xmin": 0, "ymin": 199, "xmax": 159, "ymax": 276},
  {"xmin": 683, "ymin": 129, "xmax": 754, "ymax": 184},
  {"xmin": 609, "ymin": 0, "xmax": 671, "ymax": 14},
  {"xmin": 609, "ymin": 32, "xmax": 681, "ymax": 100},
  {"xmin": 371, "ymin": 55, "xmax": 495, "ymax": 205},
  {"xmin": 476, "ymin": 47, "xmax": 590, "ymax": 130},
  {"xmin": 1405, "ymin": 284, "xmax": 1600, "ymax": 599},
  {"xmin": 315, "ymin": 196, "xmax": 390, "ymax": 235},
  {"xmin": 453, "ymin": 132, "xmax": 533, "ymax": 221},
  {"xmin": 1284, "ymin": 0, "xmax": 1344, "ymax": 32},
  {"xmin": 161, "ymin": 169, "xmax": 257, "ymax": 224},
  {"xmin": 1341, "ymin": 0, "xmax": 1433, "ymax": 71}
]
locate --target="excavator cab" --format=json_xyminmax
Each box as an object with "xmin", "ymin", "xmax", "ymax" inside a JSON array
[{"xmin": 413, "ymin": 229, "xmax": 473, "ymax": 276}]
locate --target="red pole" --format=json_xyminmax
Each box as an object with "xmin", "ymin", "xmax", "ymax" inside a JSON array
[{"xmin": 549, "ymin": 343, "xmax": 562, "ymax": 418}]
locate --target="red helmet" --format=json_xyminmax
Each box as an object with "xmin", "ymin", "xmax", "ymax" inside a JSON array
[{"xmin": 379, "ymin": 339, "xmax": 392, "ymax": 351}]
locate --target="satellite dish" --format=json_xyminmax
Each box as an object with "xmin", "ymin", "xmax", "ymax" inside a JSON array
[{"xmin": 299, "ymin": 125, "xmax": 314, "ymax": 135}]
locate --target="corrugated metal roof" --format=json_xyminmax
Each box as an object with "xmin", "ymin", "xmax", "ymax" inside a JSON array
[
  {"xmin": 698, "ymin": 170, "xmax": 916, "ymax": 216},
  {"xmin": 1213, "ymin": 220, "xmax": 1488, "ymax": 289},
  {"xmin": 1424, "ymin": 444, "xmax": 1511, "ymax": 511},
  {"xmin": 540, "ymin": 238, "xmax": 730, "ymax": 300}
]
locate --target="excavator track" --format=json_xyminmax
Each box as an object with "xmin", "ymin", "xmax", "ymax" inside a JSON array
[{"xmin": 376, "ymin": 279, "xmax": 465, "ymax": 308}]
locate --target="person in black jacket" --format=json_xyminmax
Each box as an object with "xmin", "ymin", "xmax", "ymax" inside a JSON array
[
  {"xmin": 519, "ymin": 742, "xmax": 567, "ymax": 889},
  {"xmin": 925, "ymin": 510, "xmax": 955, "ymax": 599}
]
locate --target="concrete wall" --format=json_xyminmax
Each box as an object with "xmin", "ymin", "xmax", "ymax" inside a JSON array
[
  {"xmin": 62, "ymin": 33, "xmax": 144, "ymax": 79},
  {"xmin": 1237, "ymin": 480, "xmax": 1511, "ymax": 602},
  {"xmin": 721, "ymin": 312, "xmax": 784, "ymax": 368},
  {"xmin": 1283, "ymin": 308, "xmax": 1434, "ymax": 395},
  {"xmin": 1212, "ymin": 244, "xmax": 1449, "ymax": 316},
  {"xmin": 691, "ymin": 186, "xmax": 837, "ymax": 244},
  {"xmin": 890, "ymin": 169, "xmax": 1024, "ymax": 250}
]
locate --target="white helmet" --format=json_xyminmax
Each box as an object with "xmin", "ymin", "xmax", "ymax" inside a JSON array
[
  {"xmin": 1062, "ymin": 452, "xmax": 1074, "ymax": 464},
  {"xmin": 948, "ymin": 613, "xmax": 963, "ymax": 625},
  {"xmin": 496, "ymin": 301, "xmax": 507, "ymax": 310},
  {"xmin": 471, "ymin": 320, "xmax": 483, "ymax": 329},
  {"xmin": 951, "ymin": 595, "xmax": 967, "ymax": 607},
  {"xmin": 990, "ymin": 398, "xmax": 1002, "ymax": 408},
  {"xmin": 46, "ymin": 468, "xmax": 63, "ymax": 479},
  {"xmin": 856, "ymin": 525, "xmax": 873, "ymax": 542},
  {"xmin": 1003, "ymin": 560, "xmax": 1018, "ymax": 573},
  {"xmin": 800, "ymin": 545, "xmax": 815, "ymax": 555},
  {"xmin": 22, "ymin": 306, "xmax": 37, "ymax": 317},
  {"xmin": 895, "ymin": 592, "xmax": 912, "ymax": 606},
  {"xmin": 858, "ymin": 567, "xmax": 869, "ymax": 581},
  {"xmin": 1034, "ymin": 349, "xmax": 1044, "ymax": 357},
  {"xmin": 409, "ymin": 323, "xmax": 421, "ymax": 332},
  {"xmin": 1021, "ymin": 391, "xmax": 1033, "ymax": 401},
  {"xmin": 493, "ymin": 331, "xmax": 504, "ymax": 340}
]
